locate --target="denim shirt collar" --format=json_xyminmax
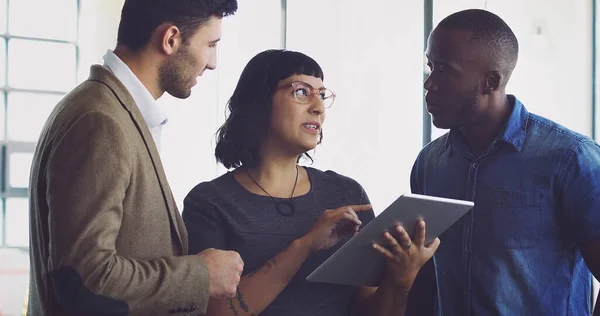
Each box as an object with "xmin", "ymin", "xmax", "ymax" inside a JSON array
[{"xmin": 446, "ymin": 95, "xmax": 529, "ymax": 152}]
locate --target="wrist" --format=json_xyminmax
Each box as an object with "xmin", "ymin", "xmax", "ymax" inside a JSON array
[
  {"xmin": 383, "ymin": 269, "xmax": 415, "ymax": 292},
  {"xmin": 295, "ymin": 236, "xmax": 314, "ymax": 253}
]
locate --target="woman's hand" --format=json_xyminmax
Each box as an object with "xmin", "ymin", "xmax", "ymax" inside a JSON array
[
  {"xmin": 373, "ymin": 220, "xmax": 440, "ymax": 289},
  {"xmin": 301, "ymin": 204, "xmax": 372, "ymax": 251}
]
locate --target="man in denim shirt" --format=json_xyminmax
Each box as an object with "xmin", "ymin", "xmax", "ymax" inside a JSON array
[{"xmin": 409, "ymin": 9, "xmax": 600, "ymax": 316}]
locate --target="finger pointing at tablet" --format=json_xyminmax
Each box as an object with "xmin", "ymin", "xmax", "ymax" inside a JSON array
[{"xmin": 303, "ymin": 204, "xmax": 372, "ymax": 251}]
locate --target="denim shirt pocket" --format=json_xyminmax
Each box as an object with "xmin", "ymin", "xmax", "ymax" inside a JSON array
[{"xmin": 488, "ymin": 189, "xmax": 542, "ymax": 249}]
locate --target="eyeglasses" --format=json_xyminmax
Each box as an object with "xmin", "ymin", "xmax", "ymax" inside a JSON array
[{"xmin": 276, "ymin": 81, "xmax": 336, "ymax": 108}]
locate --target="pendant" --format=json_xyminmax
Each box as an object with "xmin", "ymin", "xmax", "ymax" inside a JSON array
[{"xmin": 276, "ymin": 201, "xmax": 295, "ymax": 217}]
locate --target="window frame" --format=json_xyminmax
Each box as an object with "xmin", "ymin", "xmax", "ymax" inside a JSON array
[{"xmin": 0, "ymin": 0, "xmax": 81, "ymax": 250}]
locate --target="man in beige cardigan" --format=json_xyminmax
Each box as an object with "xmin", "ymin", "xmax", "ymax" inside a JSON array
[{"xmin": 28, "ymin": 1, "xmax": 241, "ymax": 315}]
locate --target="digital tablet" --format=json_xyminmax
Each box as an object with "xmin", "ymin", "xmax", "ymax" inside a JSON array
[{"xmin": 306, "ymin": 193, "xmax": 474, "ymax": 287}]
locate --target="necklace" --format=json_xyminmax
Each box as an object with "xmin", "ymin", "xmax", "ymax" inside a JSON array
[{"xmin": 246, "ymin": 166, "xmax": 299, "ymax": 217}]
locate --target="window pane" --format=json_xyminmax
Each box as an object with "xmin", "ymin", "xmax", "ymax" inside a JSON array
[
  {"xmin": 8, "ymin": 0, "xmax": 77, "ymax": 41},
  {"xmin": 0, "ymin": 200, "xmax": 3, "ymax": 244},
  {"xmin": 9, "ymin": 152, "xmax": 32, "ymax": 189},
  {"xmin": 7, "ymin": 92, "xmax": 61, "ymax": 142},
  {"xmin": 8, "ymin": 39, "xmax": 76, "ymax": 91},
  {"xmin": 5, "ymin": 198, "xmax": 28, "ymax": 247},
  {"xmin": 0, "ymin": 94, "xmax": 4, "ymax": 140},
  {"xmin": 0, "ymin": 39, "xmax": 5, "ymax": 87},
  {"xmin": 0, "ymin": 248, "xmax": 30, "ymax": 316},
  {"xmin": 0, "ymin": 0, "xmax": 6, "ymax": 34}
]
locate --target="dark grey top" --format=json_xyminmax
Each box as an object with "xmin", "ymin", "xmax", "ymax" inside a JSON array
[{"xmin": 182, "ymin": 166, "xmax": 375, "ymax": 316}]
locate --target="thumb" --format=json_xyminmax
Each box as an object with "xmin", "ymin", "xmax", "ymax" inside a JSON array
[{"xmin": 426, "ymin": 237, "xmax": 441, "ymax": 252}]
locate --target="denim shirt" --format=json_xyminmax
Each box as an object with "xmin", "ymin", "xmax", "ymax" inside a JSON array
[{"xmin": 410, "ymin": 96, "xmax": 600, "ymax": 315}]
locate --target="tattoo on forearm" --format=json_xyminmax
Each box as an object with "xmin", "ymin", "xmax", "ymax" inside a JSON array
[
  {"xmin": 247, "ymin": 257, "xmax": 277, "ymax": 278},
  {"xmin": 250, "ymin": 250, "xmax": 287, "ymax": 279},
  {"xmin": 236, "ymin": 288, "xmax": 250, "ymax": 312},
  {"xmin": 228, "ymin": 299, "xmax": 239, "ymax": 315}
]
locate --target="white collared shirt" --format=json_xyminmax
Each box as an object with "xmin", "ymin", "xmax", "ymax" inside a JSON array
[{"xmin": 102, "ymin": 50, "xmax": 168, "ymax": 151}]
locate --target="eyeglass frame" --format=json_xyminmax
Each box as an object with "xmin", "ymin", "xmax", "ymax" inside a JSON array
[{"xmin": 275, "ymin": 81, "xmax": 336, "ymax": 108}]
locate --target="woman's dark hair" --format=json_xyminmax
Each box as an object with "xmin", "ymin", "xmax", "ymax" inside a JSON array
[{"xmin": 215, "ymin": 49, "xmax": 325, "ymax": 169}]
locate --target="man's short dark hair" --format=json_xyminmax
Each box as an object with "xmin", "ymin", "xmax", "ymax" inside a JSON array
[
  {"xmin": 117, "ymin": 0, "xmax": 238, "ymax": 51},
  {"xmin": 215, "ymin": 50, "xmax": 324, "ymax": 169},
  {"xmin": 437, "ymin": 9, "xmax": 519, "ymax": 74}
]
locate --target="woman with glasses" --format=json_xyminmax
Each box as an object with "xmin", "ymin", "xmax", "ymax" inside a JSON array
[{"xmin": 182, "ymin": 49, "xmax": 439, "ymax": 316}]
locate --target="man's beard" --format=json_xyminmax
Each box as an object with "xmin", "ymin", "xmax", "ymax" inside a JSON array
[{"xmin": 158, "ymin": 47, "xmax": 198, "ymax": 99}]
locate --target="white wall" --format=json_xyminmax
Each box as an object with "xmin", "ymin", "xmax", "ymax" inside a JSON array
[
  {"xmin": 490, "ymin": 0, "xmax": 593, "ymax": 136},
  {"xmin": 286, "ymin": 0, "xmax": 425, "ymax": 213},
  {"xmin": 78, "ymin": 0, "xmax": 124, "ymax": 82},
  {"xmin": 431, "ymin": 0, "xmax": 593, "ymax": 140}
]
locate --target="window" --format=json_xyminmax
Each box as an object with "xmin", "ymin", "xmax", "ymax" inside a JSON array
[
  {"xmin": 8, "ymin": 0, "xmax": 77, "ymax": 41},
  {"xmin": 0, "ymin": 39, "xmax": 5, "ymax": 87},
  {"xmin": 0, "ymin": 0, "xmax": 80, "ymax": 251},
  {"xmin": 8, "ymin": 39, "xmax": 77, "ymax": 91},
  {"xmin": 7, "ymin": 92, "xmax": 62, "ymax": 142},
  {"xmin": 5, "ymin": 198, "xmax": 27, "ymax": 247},
  {"xmin": 596, "ymin": 0, "xmax": 600, "ymax": 141},
  {"xmin": 0, "ymin": 2, "xmax": 80, "ymax": 314},
  {"xmin": 0, "ymin": 1, "xmax": 6, "ymax": 35}
]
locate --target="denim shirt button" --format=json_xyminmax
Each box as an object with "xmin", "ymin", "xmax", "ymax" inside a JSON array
[{"xmin": 472, "ymin": 162, "xmax": 478, "ymax": 169}]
